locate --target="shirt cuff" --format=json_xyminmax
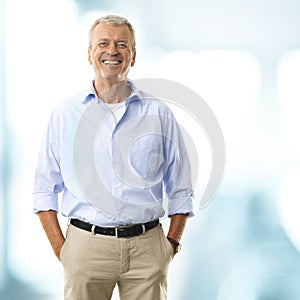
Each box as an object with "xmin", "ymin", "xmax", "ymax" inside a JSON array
[
  {"xmin": 32, "ymin": 192, "xmax": 59, "ymax": 214},
  {"xmin": 168, "ymin": 195, "xmax": 194, "ymax": 217}
]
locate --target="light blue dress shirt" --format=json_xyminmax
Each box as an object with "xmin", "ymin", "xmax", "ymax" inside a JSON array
[{"xmin": 32, "ymin": 80, "xmax": 194, "ymax": 227}]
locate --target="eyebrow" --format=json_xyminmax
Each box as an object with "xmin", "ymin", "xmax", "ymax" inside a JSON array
[{"xmin": 96, "ymin": 38, "xmax": 129, "ymax": 42}]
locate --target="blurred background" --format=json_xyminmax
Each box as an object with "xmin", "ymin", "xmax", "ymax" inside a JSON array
[{"xmin": 1, "ymin": 0, "xmax": 300, "ymax": 299}]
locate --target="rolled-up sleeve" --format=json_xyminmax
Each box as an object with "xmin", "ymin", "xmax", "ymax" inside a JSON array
[
  {"xmin": 32, "ymin": 110, "xmax": 64, "ymax": 213},
  {"xmin": 163, "ymin": 114, "xmax": 194, "ymax": 217}
]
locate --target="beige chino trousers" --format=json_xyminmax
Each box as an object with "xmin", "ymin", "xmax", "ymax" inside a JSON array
[{"xmin": 60, "ymin": 223, "xmax": 174, "ymax": 300}]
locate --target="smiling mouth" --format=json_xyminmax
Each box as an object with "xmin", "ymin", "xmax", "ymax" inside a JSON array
[{"xmin": 102, "ymin": 60, "xmax": 122, "ymax": 65}]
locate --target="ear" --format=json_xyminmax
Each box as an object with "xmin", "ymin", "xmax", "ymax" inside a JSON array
[
  {"xmin": 131, "ymin": 50, "xmax": 136, "ymax": 67},
  {"xmin": 88, "ymin": 47, "xmax": 92, "ymax": 65}
]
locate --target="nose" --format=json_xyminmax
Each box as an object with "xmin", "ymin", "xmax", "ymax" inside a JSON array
[{"xmin": 106, "ymin": 42, "xmax": 118, "ymax": 55}]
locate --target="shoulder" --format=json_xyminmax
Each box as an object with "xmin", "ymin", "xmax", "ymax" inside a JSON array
[
  {"xmin": 129, "ymin": 78, "xmax": 176, "ymax": 116},
  {"xmin": 52, "ymin": 88, "xmax": 92, "ymax": 115},
  {"xmin": 135, "ymin": 89, "xmax": 175, "ymax": 118}
]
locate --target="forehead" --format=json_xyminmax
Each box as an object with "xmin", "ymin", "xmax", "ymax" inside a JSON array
[{"xmin": 92, "ymin": 23, "xmax": 132, "ymax": 41}]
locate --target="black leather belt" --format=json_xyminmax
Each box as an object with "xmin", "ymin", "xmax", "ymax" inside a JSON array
[{"xmin": 70, "ymin": 219, "xmax": 159, "ymax": 238}]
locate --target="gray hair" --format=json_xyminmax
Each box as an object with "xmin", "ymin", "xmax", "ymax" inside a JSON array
[{"xmin": 89, "ymin": 15, "xmax": 136, "ymax": 50}]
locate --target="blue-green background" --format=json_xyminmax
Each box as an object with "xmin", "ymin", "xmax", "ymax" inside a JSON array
[{"xmin": 1, "ymin": 0, "xmax": 300, "ymax": 299}]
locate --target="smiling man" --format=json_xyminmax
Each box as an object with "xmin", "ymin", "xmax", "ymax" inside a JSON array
[
  {"xmin": 33, "ymin": 15, "xmax": 194, "ymax": 300},
  {"xmin": 88, "ymin": 20, "xmax": 136, "ymax": 99}
]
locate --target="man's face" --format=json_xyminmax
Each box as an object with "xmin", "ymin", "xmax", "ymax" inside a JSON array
[{"xmin": 88, "ymin": 23, "xmax": 136, "ymax": 84}]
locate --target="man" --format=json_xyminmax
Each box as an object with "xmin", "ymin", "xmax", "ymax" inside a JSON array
[{"xmin": 33, "ymin": 15, "xmax": 194, "ymax": 300}]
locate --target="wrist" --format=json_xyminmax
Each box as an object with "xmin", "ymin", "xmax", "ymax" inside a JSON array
[{"xmin": 167, "ymin": 237, "xmax": 181, "ymax": 254}]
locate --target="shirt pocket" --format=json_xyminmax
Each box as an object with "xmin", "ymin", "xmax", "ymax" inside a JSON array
[{"xmin": 129, "ymin": 134, "xmax": 165, "ymax": 183}]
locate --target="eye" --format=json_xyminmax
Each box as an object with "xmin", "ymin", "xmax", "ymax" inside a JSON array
[
  {"xmin": 117, "ymin": 42, "xmax": 128, "ymax": 49},
  {"xmin": 98, "ymin": 41, "xmax": 108, "ymax": 47}
]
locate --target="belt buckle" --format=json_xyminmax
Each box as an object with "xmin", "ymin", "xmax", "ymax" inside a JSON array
[
  {"xmin": 114, "ymin": 223, "xmax": 146, "ymax": 238},
  {"xmin": 115, "ymin": 224, "xmax": 132, "ymax": 238}
]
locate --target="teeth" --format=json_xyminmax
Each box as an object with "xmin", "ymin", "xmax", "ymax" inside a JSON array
[{"xmin": 103, "ymin": 60, "xmax": 120, "ymax": 65}]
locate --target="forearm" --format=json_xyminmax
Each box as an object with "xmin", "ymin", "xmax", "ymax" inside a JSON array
[
  {"xmin": 167, "ymin": 213, "xmax": 188, "ymax": 242},
  {"xmin": 38, "ymin": 210, "xmax": 65, "ymax": 260}
]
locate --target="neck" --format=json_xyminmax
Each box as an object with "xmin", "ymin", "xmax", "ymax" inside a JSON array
[{"xmin": 94, "ymin": 79, "xmax": 131, "ymax": 104}]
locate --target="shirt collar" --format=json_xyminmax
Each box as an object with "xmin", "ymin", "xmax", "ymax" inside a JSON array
[
  {"xmin": 80, "ymin": 83, "xmax": 97, "ymax": 104},
  {"xmin": 81, "ymin": 79, "xmax": 142, "ymax": 105}
]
